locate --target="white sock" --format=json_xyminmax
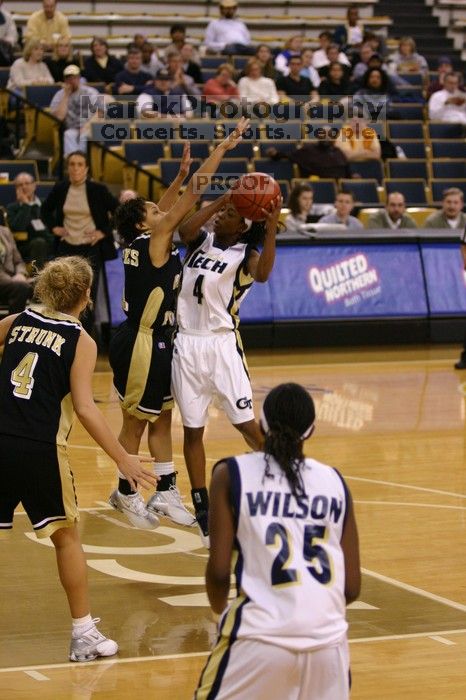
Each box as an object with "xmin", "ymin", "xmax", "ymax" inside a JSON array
[
  {"xmin": 154, "ymin": 461, "xmax": 175, "ymax": 476},
  {"xmin": 72, "ymin": 613, "xmax": 93, "ymax": 636}
]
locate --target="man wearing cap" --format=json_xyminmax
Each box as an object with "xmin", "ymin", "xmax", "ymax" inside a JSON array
[
  {"xmin": 204, "ymin": 0, "xmax": 253, "ymax": 56},
  {"xmin": 49, "ymin": 64, "xmax": 100, "ymax": 155},
  {"xmin": 136, "ymin": 68, "xmax": 189, "ymax": 117},
  {"xmin": 427, "ymin": 56, "xmax": 454, "ymax": 98},
  {"xmin": 25, "ymin": 0, "xmax": 71, "ymax": 51}
]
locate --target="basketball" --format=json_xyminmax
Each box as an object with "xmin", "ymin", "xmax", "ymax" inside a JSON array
[{"xmin": 230, "ymin": 172, "xmax": 281, "ymax": 221}]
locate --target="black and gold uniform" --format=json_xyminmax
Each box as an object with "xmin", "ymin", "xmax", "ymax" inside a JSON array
[
  {"xmin": 108, "ymin": 233, "xmax": 182, "ymax": 421},
  {"xmin": 0, "ymin": 306, "xmax": 82, "ymax": 539}
]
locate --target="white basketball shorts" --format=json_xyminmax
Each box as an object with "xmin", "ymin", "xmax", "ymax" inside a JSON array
[
  {"xmin": 171, "ymin": 331, "xmax": 255, "ymax": 428},
  {"xmin": 194, "ymin": 637, "xmax": 350, "ymax": 700}
]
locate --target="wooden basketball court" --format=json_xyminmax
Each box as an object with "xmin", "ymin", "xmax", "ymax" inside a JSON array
[{"xmin": 1, "ymin": 345, "xmax": 466, "ymax": 699}]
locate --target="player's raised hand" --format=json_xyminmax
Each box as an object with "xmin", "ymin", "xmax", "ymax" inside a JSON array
[
  {"xmin": 261, "ymin": 194, "xmax": 283, "ymax": 229},
  {"xmin": 178, "ymin": 142, "xmax": 193, "ymax": 180},
  {"xmin": 117, "ymin": 453, "xmax": 158, "ymax": 492},
  {"xmin": 222, "ymin": 117, "xmax": 250, "ymax": 151}
]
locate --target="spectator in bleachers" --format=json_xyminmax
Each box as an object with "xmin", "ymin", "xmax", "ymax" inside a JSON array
[
  {"xmin": 300, "ymin": 49, "xmax": 320, "ymax": 89},
  {"xmin": 0, "ymin": 225, "xmax": 32, "ymax": 313},
  {"xmin": 7, "ymin": 39, "xmax": 54, "ymax": 92},
  {"xmin": 137, "ymin": 68, "xmax": 189, "ymax": 117},
  {"xmin": 318, "ymin": 62, "xmax": 352, "ymax": 97},
  {"xmin": 312, "ymin": 32, "xmax": 333, "ymax": 70},
  {"xmin": 428, "ymin": 73, "xmax": 466, "ymax": 125},
  {"xmin": 319, "ymin": 191, "xmax": 363, "ymax": 228},
  {"xmin": 366, "ymin": 192, "xmax": 417, "ymax": 229},
  {"xmin": 317, "ymin": 44, "xmax": 351, "ymax": 80},
  {"xmin": 41, "ymin": 150, "xmax": 118, "ymax": 332},
  {"xmin": 204, "ymin": 0, "xmax": 253, "ymax": 56},
  {"xmin": 333, "ymin": 5, "xmax": 364, "ymax": 54},
  {"xmin": 285, "ymin": 183, "xmax": 335, "ymax": 234},
  {"xmin": 266, "ymin": 127, "xmax": 351, "ymax": 179},
  {"xmin": 334, "ymin": 117, "xmax": 381, "ymax": 162},
  {"xmin": 351, "ymin": 43, "xmax": 375, "ymax": 83},
  {"xmin": 202, "ymin": 63, "xmax": 239, "ymax": 105},
  {"xmin": 364, "ymin": 52, "xmax": 410, "ymax": 91},
  {"xmin": 255, "ymin": 44, "xmax": 277, "ymax": 80},
  {"xmin": 25, "ymin": 0, "xmax": 70, "ymax": 52},
  {"xmin": 363, "ymin": 32, "xmax": 388, "ymax": 60},
  {"xmin": 274, "ymin": 35, "xmax": 304, "ymax": 76},
  {"xmin": 114, "ymin": 47, "xmax": 152, "ymax": 96},
  {"xmin": 276, "ymin": 55, "xmax": 315, "ymax": 102},
  {"xmin": 238, "ymin": 59, "xmax": 279, "ymax": 105},
  {"xmin": 180, "ymin": 44, "xmax": 203, "ymax": 84},
  {"xmin": 354, "ymin": 67, "xmax": 398, "ymax": 110},
  {"xmin": 50, "ymin": 64, "xmax": 100, "ymax": 155},
  {"xmin": 6, "ymin": 173, "xmax": 53, "ymax": 269},
  {"xmin": 166, "ymin": 51, "xmax": 201, "ymax": 97},
  {"xmin": 45, "ymin": 36, "xmax": 80, "ymax": 82},
  {"xmin": 427, "ymin": 56, "xmax": 455, "ymax": 99},
  {"xmin": 83, "ymin": 38, "xmax": 123, "ymax": 87},
  {"xmin": 164, "ymin": 24, "xmax": 200, "ymax": 65},
  {"xmin": 424, "ymin": 188, "xmax": 466, "ymax": 229},
  {"xmin": 140, "ymin": 41, "xmax": 164, "ymax": 78},
  {"xmin": 0, "ymin": 1, "xmax": 18, "ymax": 66},
  {"xmin": 386, "ymin": 37, "xmax": 428, "ymax": 78}
]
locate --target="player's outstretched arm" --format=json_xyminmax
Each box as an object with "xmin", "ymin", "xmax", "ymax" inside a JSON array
[
  {"xmin": 178, "ymin": 193, "xmax": 229, "ymax": 245},
  {"xmin": 157, "ymin": 142, "xmax": 193, "ymax": 212},
  {"xmin": 70, "ymin": 331, "xmax": 157, "ymax": 492},
  {"xmin": 205, "ymin": 461, "xmax": 234, "ymax": 614},
  {"xmin": 341, "ymin": 489, "xmax": 361, "ymax": 604},
  {"xmin": 247, "ymin": 196, "xmax": 282, "ymax": 283},
  {"xmin": 158, "ymin": 117, "xmax": 250, "ymax": 237}
]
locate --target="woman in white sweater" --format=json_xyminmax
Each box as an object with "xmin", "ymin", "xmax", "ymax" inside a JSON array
[
  {"xmin": 7, "ymin": 39, "xmax": 54, "ymax": 92},
  {"xmin": 238, "ymin": 59, "xmax": 279, "ymax": 105}
]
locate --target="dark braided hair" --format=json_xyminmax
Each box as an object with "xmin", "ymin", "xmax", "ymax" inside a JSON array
[
  {"xmin": 262, "ymin": 383, "xmax": 315, "ymax": 500},
  {"xmin": 114, "ymin": 196, "xmax": 147, "ymax": 245}
]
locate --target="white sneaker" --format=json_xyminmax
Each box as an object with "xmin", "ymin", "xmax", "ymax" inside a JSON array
[
  {"xmin": 147, "ymin": 485, "xmax": 196, "ymax": 527},
  {"xmin": 109, "ymin": 489, "xmax": 159, "ymax": 529},
  {"xmin": 196, "ymin": 509, "xmax": 210, "ymax": 549},
  {"xmin": 70, "ymin": 618, "xmax": 118, "ymax": 662}
]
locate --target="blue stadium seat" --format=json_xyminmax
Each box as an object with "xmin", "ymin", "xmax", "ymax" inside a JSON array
[
  {"xmin": 200, "ymin": 56, "xmax": 229, "ymax": 69},
  {"xmin": 201, "ymin": 68, "xmax": 217, "ymax": 81},
  {"xmin": 133, "ymin": 120, "xmax": 180, "ymax": 140},
  {"xmin": 428, "ymin": 123, "xmax": 464, "ymax": 140},
  {"xmin": 277, "ymin": 180, "xmax": 290, "ymax": 201},
  {"xmin": 233, "ymin": 56, "xmax": 250, "ymax": 70},
  {"xmin": 388, "ymin": 121, "xmax": 424, "ymax": 140},
  {"xmin": 253, "ymin": 158, "xmax": 294, "ymax": 181},
  {"xmin": 159, "ymin": 158, "xmax": 201, "ymax": 184},
  {"xmin": 36, "ymin": 183, "xmax": 55, "ymax": 200},
  {"xmin": 124, "ymin": 142, "xmax": 165, "ymax": 165},
  {"xmin": 216, "ymin": 121, "xmax": 261, "ymax": 140},
  {"xmin": 295, "ymin": 179, "xmax": 338, "ymax": 204},
  {"xmin": 431, "ymin": 160, "xmax": 466, "ymax": 179},
  {"xmin": 91, "ymin": 120, "xmax": 131, "ymax": 144},
  {"xmin": 393, "ymin": 141, "xmax": 427, "ymax": 159},
  {"xmin": 0, "ymin": 161, "xmax": 38, "ymax": 180},
  {"xmin": 170, "ymin": 141, "xmax": 210, "ymax": 159},
  {"xmin": 215, "ymin": 158, "xmax": 249, "ymax": 175},
  {"xmin": 25, "ymin": 85, "xmax": 61, "ymax": 108},
  {"xmin": 262, "ymin": 121, "xmax": 302, "ymax": 141},
  {"xmin": 213, "ymin": 141, "xmax": 255, "ymax": 159},
  {"xmin": 431, "ymin": 141, "xmax": 466, "ymax": 159},
  {"xmin": 0, "ymin": 183, "xmax": 16, "ymax": 206},
  {"xmin": 339, "ymin": 179, "xmax": 380, "ymax": 205},
  {"xmin": 389, "ymin": 104, "xmax": 424, "ymax": 120},
  {"xmin": 387, "ymin": 159, "xmax": 429, "ymax": 180},
  {"xmin": 385, "ymin": 179, "xmax": 428, "ymax": 205},
  {"xmin": 431, "ymin": 179, "xmax": 466, "ymax": 203},
  {"xmin": 349, "ymin": 160, "xmax": 384, "ymax": 183},
  {"xmin": 259, "ymin": 141, "xmax": 301, "ymax": 157},
  {"xmin": 397, "ymin": 73, "xmax": 423, "ymax": 86}
]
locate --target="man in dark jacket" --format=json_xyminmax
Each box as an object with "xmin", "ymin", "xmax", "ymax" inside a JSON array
[
  {"xmin": 7, "ymin": 173, "xmax": 53, "ymax": 268},
  {"xmin": 266, "ymin": 127, "xmax": 351, "ymax": 179}
]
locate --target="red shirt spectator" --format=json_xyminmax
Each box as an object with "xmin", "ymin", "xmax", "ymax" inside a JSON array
[{"xmin": 202, "ymin": 63, "xmax": 239, "ymax": 104}]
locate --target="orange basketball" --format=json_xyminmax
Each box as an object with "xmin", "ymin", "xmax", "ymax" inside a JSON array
[{"xmin": 230, "ymin": 172, "xmax": 281, "ymax": 221}]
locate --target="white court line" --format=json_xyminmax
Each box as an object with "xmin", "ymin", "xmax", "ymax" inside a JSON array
[
  {"xmin": 363, "ymin": 568, "xmax": 466, "ymax": 613},
  {"xmin": 429, "ymin": 636, "xmax": 456, "ymax": 646},
  {"xmin": 347, "ymin": 475, "xmax": 466, "ymax": 500},
  {"xmin": 23, "ymin": 670, "xmax": 49, "ymax": 681},
  {"xmin": 355, "ymin": 500, "xmax": 466, "ymax": 511},
  {"xmin": 2, "ymin": 629, "xmax": 466, "ymax": 676}
]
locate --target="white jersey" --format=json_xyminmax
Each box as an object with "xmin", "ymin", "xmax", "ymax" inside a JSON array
[
  {"xmin": 177, "ymin": 231, "xmax": 255, "ymax": 333},
  {"xmin": 220, "ymin": 452, "xmax": 349, "ymax": 651}
]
